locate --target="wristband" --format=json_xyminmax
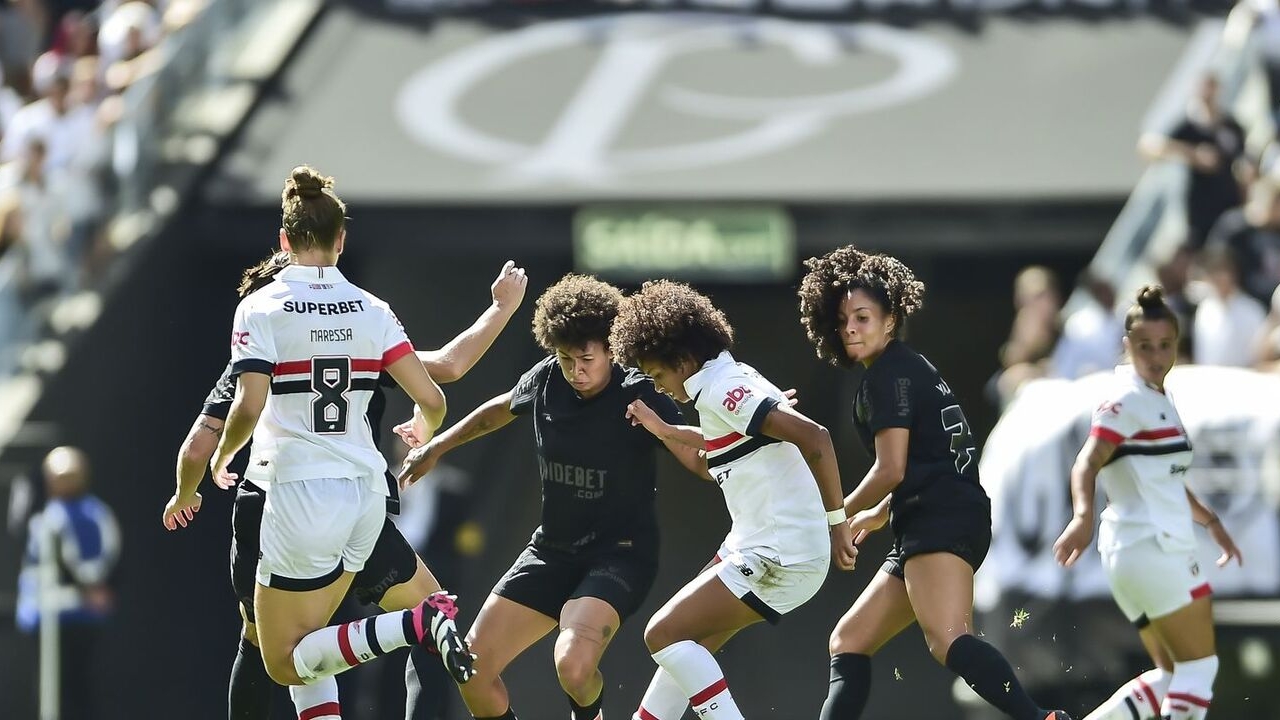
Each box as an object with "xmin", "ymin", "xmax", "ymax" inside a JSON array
[{"xmin": 826, "ymin": 509, "xmax": 847, "ymax": 526}]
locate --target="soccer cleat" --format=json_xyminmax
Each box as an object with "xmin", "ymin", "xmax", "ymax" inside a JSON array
[{"xmin": 412, "ymin": 591, "xmax": 477, "ymax": 684}]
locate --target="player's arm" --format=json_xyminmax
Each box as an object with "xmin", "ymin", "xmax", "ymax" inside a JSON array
[
  {"xmin": 842, "ymin": 427, "xmax": 908, "ymax": 517},
  {"xmin": 387, "ymin": 353, "xmax": 447, "ymax": 440},
  {"xmin": 210, "ymin": 373, "xmax": 270, "ymax": 488},
  {"xmin": 1052, "ymin": 434, "xmax": 1117, "ymax": 567},
  {"xmin": 399, "ymin": 391, "xmax": 518, "ymax": 487},
  {"xmin": 162, "ymin": 413, "xmax": 224, "ymax": 530},
  {"xmin": 622, "ymin": 399, "xmax": 711, "ymax": 480},
  {"xmin": 416, "ymin": 261, "xmax": 527, "ymax": 383},
  {"xmin": 1185, "ymin": 486, "xmax": 1243, "ymax": 567},
  {"xmin": 758, "ymin": 404, "xmax": 857, "ymax": 571}
]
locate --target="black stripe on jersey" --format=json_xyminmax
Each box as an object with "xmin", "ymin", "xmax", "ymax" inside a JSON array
[
  {"xmin": 1106, "ymin": 441, "xmax": 1192, "ymax": 464},
  {"xmin": 271, "ymin": 377, "xmax": 381, "ymax": 395},
  {"xmin": 233, "ymin": 358, "xmax": 275, "ymax": 376},
  {"xmin": 746, "ymin": 397, "xmax": 780, "ymax": 437},
  {"xmin": 707, "ymin": 435, "xmax": 780, "ymax": 468}
]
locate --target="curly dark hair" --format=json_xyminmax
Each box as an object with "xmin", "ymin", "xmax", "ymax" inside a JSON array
[
  {"xmin": 531, "ymin": 274, "xmax": 624, "ymax": 352},
  {"xmin": 609, "ymin": 280, "xmax": 734, "ymax": 370},
  {"xmin": 1125, "ymin": 283, "xmax": 1180, "ymax": 335},
  {"xmin": 797, "ymin": 245, "xmax": 925, "ymax": 367},
  {"xmin": 236, "ymin": 251, "xmax": 290, "ymax": 298}
]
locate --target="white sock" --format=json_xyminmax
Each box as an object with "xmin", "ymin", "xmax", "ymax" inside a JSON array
[
  {"xmin": 289, "ymin": 675, "xmax": 341, "ymax": 719},
  {"xmin": 292, "ymin": 612, "xmax": 413, "ymax": 681},
  {"xmin": 1160, "ymin": 656, "xmax": 1217, "ymax": 720},
  {"xmin": 633, "ymin": 667, "xmax": 689, "ymax": 720},
  {"xmin": 651, "ymin": 641, "xmax": 743, "ymax": 720},
  {"xmin": 1083, "ymin": 667, "xmax": 1171, "ymax": 720}
]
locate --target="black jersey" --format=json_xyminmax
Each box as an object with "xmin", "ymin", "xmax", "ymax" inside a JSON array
[
  {"xmin": 509, "ymin": 356, "xmax": 683, "ymax": 553},
  {"xmin": 852, "ymin": 340, "xmax": 982, "ymax": 512},
  {"xmin": 201, "ymin": 361, "xmax": 400, "ymax": 511}
]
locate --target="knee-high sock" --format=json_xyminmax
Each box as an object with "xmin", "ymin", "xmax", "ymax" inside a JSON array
[
  {"xmin": 230, "ymin": 637, "xmax": 273, "ymax": 720},
  {"xmin": 1083, "ymin": 668, "xmax": 1171, "ymax": 720},
  {"xmin": 289, "ymin": 676, "xmax": 340, "ymax": 720},
  {"xmin": 651, "ymin": 641, "xmax": 743, "ymax": 720},
  {"xmin": 1159, "ymin": 656, "xmax": 1217, "ymax": 720},
  {"xmin": 293, "ymin": 610, "xmax": 422, "ymax": 682},
  {"xmin": 568, "ymin": 686, "xmax": 603, "ymax": 720},
  {"xmin": 634, "ymin": 668, "xmax": 689, "ymax": 720},
  {"xmin": 944, "ymin": 634, "xmax": 1045, "ymax": 720},
  {"xmin": 819, "ymin": 653, "xmax": 872, "ymax": 720}
]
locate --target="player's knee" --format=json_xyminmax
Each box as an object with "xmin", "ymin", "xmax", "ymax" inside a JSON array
[
  {"xmin": 643, "ymin": 615, "xmax": 674, "ymax": 654},
  {"xmin": 262, "ymin": 650, "xmax": 303, "ymax": 686},
  {"xmin": 554, "ymin": 652, "xmax": 598, "ymax": 695},
  {"xmin": 920, "ymin": 626, "xmax": 964, "ymax": 664}
]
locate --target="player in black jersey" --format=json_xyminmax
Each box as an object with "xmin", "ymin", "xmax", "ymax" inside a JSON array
[
  {"xmin": 163, "ymin": 251, "xmax": 528, "ymax": 720},
  {"xmin": 798, "ymin": 246, "xmax": 1072, "ymax": 720},
  {"xmin": 398, "ymin": 274, "xmax": 707, "ymax": 720}
]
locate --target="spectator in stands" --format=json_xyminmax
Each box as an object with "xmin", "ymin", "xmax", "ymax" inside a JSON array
[
  {"xmin": 0, "ymin": 1, "xmax": 44, "ymax": 84},
  {"xmin": 1154, "ymin": 242, "xmax": 1199, "ymax": 361},
  {"xmin": 9, "ymin": 138, "xmax": 69, "ymax": 301},
  {"xmin": 1205, "ymin": 175, "xmax": 1280, "ymax": 305},
  {"xmin": 0, "ymin": 191, "xmax": 25, "ymax": 375},
  {"xmin": 1049, "ymin": 269, "xmax": 1123, "ymax": 380},
  {"xmin": 1139, "ymin": 73, "xmax": 1251, "ymax": 249},
  {"xmin": 991, "ymin": 265, "xmax": 1061, "ymax": 404},
  {"xmin": 1192, "ymin": 245, "xmax": 1267, "ymax": 367},
  {"xmin": 0, "ymin": 60, "xmax": 85, "ymax": 171},
  {"xmin": 1237, "ymin": 0, "xmax": 1280, "ymax": 125},
  {"xmin": 0, "ymin": 65, "xmax": 24, "ymax": 148},
  {"xmin": 15, "ymin": 446, "xmax": 121, "ymax": 720}
]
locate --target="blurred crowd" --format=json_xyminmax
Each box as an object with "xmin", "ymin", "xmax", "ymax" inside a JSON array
[
  {"xmin": 991, "ymin": 8, "xmax": 1280, "ymax": 405},
  {"xmin": 0, "ymin": 0, "xmax": 202, "ymax": 376}
]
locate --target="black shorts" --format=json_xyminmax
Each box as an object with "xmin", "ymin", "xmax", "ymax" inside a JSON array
[
  {"xmin": 230, "ymin": 484, "xmax": 419, "ymax": 622},
  {"xmin": 881, "ymin": 482, "xmax": 992, "ymax": 579},
  {"xmin": 492, "ymin": 541, "xmax": 658, "ymax": 622}
]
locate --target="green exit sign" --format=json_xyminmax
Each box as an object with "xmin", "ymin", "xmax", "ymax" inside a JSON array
[{"xmin": 573, "ymin": 206, "xmax": 795, "ymax": 283}]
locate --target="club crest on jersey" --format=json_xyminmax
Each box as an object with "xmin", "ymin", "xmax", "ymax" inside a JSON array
[{"xmin": 723, "ymin": 385, "xmax": 752, "ymax": 414}]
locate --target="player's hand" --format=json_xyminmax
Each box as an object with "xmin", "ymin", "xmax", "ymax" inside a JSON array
[
  {"xmin": 625, "ymin": 399, "xmax": 667, "ymax": 436},
  {"xmin": 1208, "ymin": 519, "xmax": 1243, "ymax": 567},
  {"xmin": 830, "ymin": 521, "xmax": 857, "ymax": 571},
  {"xmin": 847, "ymin": 505, "xmax": 889, "ymax": 545},
  {"xmin": 491, "ymin": 261, "xmax": 528, "ymax": 314},
  {"xmin": 1191, "ymin": 143, "xmax": 1222, "ymax": 172},
  {"xmin": 1053, "ymin": 515, "xmax": 1094, "ymax": 567},
  {"xmin": 210, "ymin": 454, "xmax": 238, "ymax": 490},
  {"xmin": 393, "ymin": 406, "xmax": 430, "ymax": 448},
  {"xmin": 162, "ymin": 491, "xmax": 202, "ymax": 530},
  {"xmin": 782, "ymin": 388, "xmax": 799, "ymax": 407},
  {"xmin": 398, "ymin": 440, "xmax": 441, "ymax": 489}
]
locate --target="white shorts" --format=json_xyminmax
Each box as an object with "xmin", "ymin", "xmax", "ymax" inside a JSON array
[
  {"xmin": 1101, "ymin": 537, "xmax": 1212, "ymax": 626},
  {"xmin": 257, "ymin": 477, "xmax": 385, "ymax": 591},
  {"xmin": 715, "ymin": 544, "xmax": 829, "ymax": 624}
]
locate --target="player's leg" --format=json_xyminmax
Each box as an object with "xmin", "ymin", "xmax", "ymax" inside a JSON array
[
  {"xmin": 230, "ymin": 486, "xmax": 273, "ymax": 720},
  {"xmin": 1082, "ymin": 622, "xmax": 1173, "ymax": 720},
  {"xmin": 555, "ymin": 597, "xmax": 620, "ymax": 720},
  {"xmin": 1147, "ymin": 595, "xmax": 1217, "ymax": 720},
  {"xmin": 819, "ymin": 568, "xmax": 917, "ymax": 720},
  {"xmin": 904, "ymin": 552, "xmax": 1063, "ymax": 720},
  {"xmin": 633, "ymin": 629, "xmax": 739, "ymax": 720},
  {"xmin": 458, "ymin": 593, "xmax": 558, "ymax": 719}
]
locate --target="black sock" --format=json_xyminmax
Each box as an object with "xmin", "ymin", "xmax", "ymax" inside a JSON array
[
  {"xmin": 944, "ymin": 634, "xmax": 1045, "ymax": 720},
  {"xmin": 819, "ymin": 652, "xmax": 872, "ymax": 720},
  {"xmin": 229, "ymin": 637, "xmax": 272, "ymax": 720},
  {"xmin": 475, "ymin": 711, "xmax": 518, "ymax": 720},
  {"xmin": 406, "ymin": 645, "xmax": 450, "ymax": 720},
  {"xmin": 567, "ymin": 686, "xmax": 603, "ymax": 720}
]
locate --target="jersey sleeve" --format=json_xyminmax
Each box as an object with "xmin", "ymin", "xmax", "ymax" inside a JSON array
[
  {"xmin": 201, "ymin": 361, "xmax": 237, "ymax": 419},
  {"xmin": 1090, "ymin": 393, "xmax": 1142, "ymax": 445},
  {"xmin": 380, "ymin": 308, "xmax": 415, "ymax": 368},
  {"xmin": 229, "ymin": 300, "xmax": 276, "ymax": 376},
  {"xmin": 509, "ymin": 357, "xmax": 553, "ymax": 416},
  {"xmin": 862, "ymin": 365, "xmax": 914, "ymax": 433},
  {"xmin": 702, "ymin": 372, "xmax": 780, "ymax": 437}
]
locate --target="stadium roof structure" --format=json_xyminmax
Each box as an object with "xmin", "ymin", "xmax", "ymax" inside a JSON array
[{"xmin": 210, "ymin": 5, "xmax": 1215, "ymax": 205}]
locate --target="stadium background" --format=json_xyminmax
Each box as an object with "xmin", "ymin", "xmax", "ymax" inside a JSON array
[{"xmin": 1, "ymin": 0, "xmax": 1278, "ymax": 718}]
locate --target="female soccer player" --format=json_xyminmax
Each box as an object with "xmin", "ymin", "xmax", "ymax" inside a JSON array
[
  {"xmin": 796, "ymin": 245, "xmax": 1071, "ymax": 720},
  {"xmin": 1053, "ymin": 285, "xmax": 1242, "ymax": 720},
  {"xmin": 196, "ymin": 166, "xmax": 473, "ymax": 720},
  {"xmin": 164, "ymin": 252, "xmax": 527, "ymax": 719},
  {"xmin": 607, "ymin": 279, "xmax": 856, "ymax": 720},
  {"xmin": 398, "ymin": 274, "xmax": 708, "ymax": 720}
]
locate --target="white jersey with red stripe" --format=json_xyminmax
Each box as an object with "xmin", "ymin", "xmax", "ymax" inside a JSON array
[
  {"xmin": 1091, "ymin": 365, "xmax": 1196, "ymax": 554},
  {"xmin": 229, "ymin": 265, "xmax": 413, "ymax": 490},
  {"xmin": 683, "ymin": 351, "xmax": 828, "ymax": 565}
]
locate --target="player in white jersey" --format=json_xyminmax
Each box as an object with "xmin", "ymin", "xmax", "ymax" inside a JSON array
[
  {"xmin": 608, "ymin": 280, "xmax": 856, "ymax": 720},
  {"xmin": 1054, "ymin": 285, "xmax": 1242, "ymax": 720},
  {"xmin": 197, "ymin": 167, "xmax": 474, "ymax": 720}
]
